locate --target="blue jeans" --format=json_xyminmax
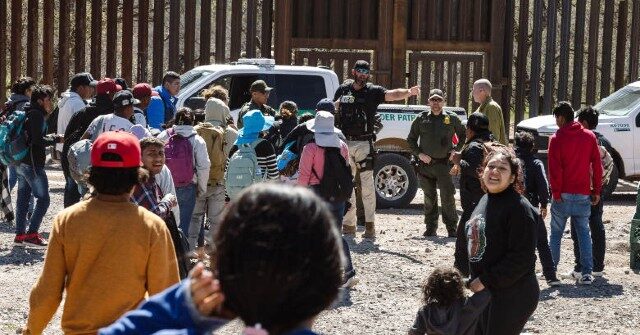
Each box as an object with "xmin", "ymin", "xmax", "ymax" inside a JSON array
[
  {"xmin": 328, "ymin": 201, "xmax": 355, "ymax": 276},
  {"xmin": 549, "ymin": 193, "xmax": 593, "ymax": 275},
  {"xmin": 9, "ymin": 164, "xmax": 35, "ymax": 213},
  {"xmin": 15, "ymin": 164, "xmax": 50, "ymax": 235},
  {"xmin": 176, "ymin": 183, "xmax": 197, "ymax": 251},
  {"xmin": 570, "ymin": 195, "xmax": 605, "ymax": 273}
]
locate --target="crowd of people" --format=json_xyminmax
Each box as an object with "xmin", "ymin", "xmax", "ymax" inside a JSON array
[{"xmin": 0, "ymin": 59, "xmax": 613, "ymax": 334}]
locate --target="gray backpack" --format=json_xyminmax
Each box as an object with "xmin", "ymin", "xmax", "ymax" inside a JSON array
[{"xmin": 225, "ymin": 139, "xmax": 264, "ymax": 200}]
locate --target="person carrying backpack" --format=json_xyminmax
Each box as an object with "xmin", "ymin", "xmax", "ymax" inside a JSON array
[
  {"xmin": 225, "ymin": 110, "xmax": 279, "ymax": 200},
  {"xmin": 190, "ymin": 97, "xmax": 237, "ymax": 253},
  {"xmin": 14, "ymin": 85, "xmax": 64, "ymax": 249},
  {"xmin": 158, "ymin": 107, "xmax": 210, "ymax": 253},
  {"xmin": 298, "ymin": 111, "xmax": 358, "ymax": 288}
]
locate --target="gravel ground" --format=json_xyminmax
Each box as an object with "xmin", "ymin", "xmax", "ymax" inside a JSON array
[{"xmin": 1, "ymin": 164, "xmax": 639, "ymax": 334}]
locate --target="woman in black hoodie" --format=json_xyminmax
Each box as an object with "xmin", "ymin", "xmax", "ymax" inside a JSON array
[{"xmin": 466, "ymin": 148, "xmax": 539, "ymax": 335}]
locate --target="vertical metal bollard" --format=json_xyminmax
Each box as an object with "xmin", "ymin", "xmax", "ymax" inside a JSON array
[{"xmin": 631, "ymin": 184, "xmax": 640, "ymax": 270}]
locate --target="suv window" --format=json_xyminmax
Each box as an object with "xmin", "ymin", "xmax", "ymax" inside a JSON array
[{"xmin": 595, "ymin": 87, "xmax": 640, "ymax": 116}]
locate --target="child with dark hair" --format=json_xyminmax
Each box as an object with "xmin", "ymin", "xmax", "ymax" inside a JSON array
[
  {"xmin": 100, "ymin": 183, "xmax": 343, "ymax": 335},
  {"xmin": 514, "ymin": 131, "xmax": 560, "ymax": 286},
  {"xmin": 24, "ymin": 131, "xmax": 179, "ymax": 334},
  {"xmin": 409, "ymin": 267, "xmax": 490, "ymax": 335}
]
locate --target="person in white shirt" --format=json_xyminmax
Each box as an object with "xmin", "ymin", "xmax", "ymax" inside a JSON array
[
  {"xmin": 82, "ymin": 90, "xmax": 137, "ymax": 140},
  {"xmin": 57, "ymin": 73, "xmax": 97, "ymax": 153}
]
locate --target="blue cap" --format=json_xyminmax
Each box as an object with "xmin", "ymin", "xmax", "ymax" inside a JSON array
[{"xmin": 315, "ymin": 98, "xmax": 335, "ymax": 113}]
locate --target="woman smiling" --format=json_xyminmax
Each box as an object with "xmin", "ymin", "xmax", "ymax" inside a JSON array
[{"xmin": 466, "ymin": 148, "xmax": 540, "ymax": 335}]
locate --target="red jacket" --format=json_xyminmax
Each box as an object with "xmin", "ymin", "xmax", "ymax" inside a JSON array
[{"xmin": 548, "ymin": 121, "xmax": 603, "ymax": 200}]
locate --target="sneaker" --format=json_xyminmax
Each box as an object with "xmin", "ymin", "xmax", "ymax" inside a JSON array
[
  {"xmin": 447, "ymin": 230, "xmax": 457, "ymax": 238},
  {"xmin": 592, "ymin": 271, "xmax": 605, "ymax": 277},
  {"xmin": 546, "ymin": 276, "xmax": 562, "ymax": 287},
  {"xmin": 422, "ymin": 229, "xmax": 437, "ymax": 237},
  {"xmin": 560, "ymin": 270, "xmax": 581, "ymax": 280},
  {"xmin": 13, "ymin": 234, "xmax": 27, "ymax": 247},
  {"xmin": 578, "ymin": 274, "xmax": 594, "ymax": 285},
  {"xmin": 342, "ymin": 225, "xmax": 356, "ymax": 236},
  {"xmin": 341, "ymin": 272, "xmax": 359, "ymax": 289},
  {"xmin": 23, "ymin": 233, "xmax": 48, "ymax": 249}
]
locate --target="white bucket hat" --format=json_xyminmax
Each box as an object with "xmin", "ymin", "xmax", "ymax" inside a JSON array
[{"xmin": 305, "ymin": 111, "xmax": 342, "ymax": 148}]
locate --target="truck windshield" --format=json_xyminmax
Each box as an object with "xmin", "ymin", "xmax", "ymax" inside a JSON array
[
  {"xmin": 595, "ymin": 87, "xmax": 640, "ymax": 116},
  {"xmin": 180, "ymin": 69, "xmax": 214, "ymax": 93}
]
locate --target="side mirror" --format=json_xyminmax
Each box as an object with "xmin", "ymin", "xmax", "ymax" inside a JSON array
[
  {"xmin": 635, "ymin": 112, "xmax": 640, "ymax": 127},
  {"xmin": 184, "ymin": 97, "xmax": 206, "ymax": 111}
]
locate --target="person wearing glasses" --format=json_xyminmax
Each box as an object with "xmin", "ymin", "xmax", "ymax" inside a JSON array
[
  {"xmin": 407, "ymin": 89, "xmax": 466, "ymax": 238},
  {"xmin": 333, "ymin": 60, "xmax": 420, "ymax": 239}
]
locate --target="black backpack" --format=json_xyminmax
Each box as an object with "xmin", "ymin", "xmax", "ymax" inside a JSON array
[
  {"xmin": 312, "ymin": 147, "xmax": 354, "ymax": 202},
  {"xmin": 164, "ymin": 213, "xmax": 191, "ymax": 279}
]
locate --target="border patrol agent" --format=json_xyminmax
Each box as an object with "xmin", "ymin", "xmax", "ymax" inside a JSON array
[
  {"xmin": 334, "ymin": 60, "xmax": 420, "ymax": 238},
  {"xmin": 237, "ymin": 80, "xmax": 277, "ymax": 129},
  {"xmin": 407, "ymin": 89, "xmax": 466, "ymax": 237}
]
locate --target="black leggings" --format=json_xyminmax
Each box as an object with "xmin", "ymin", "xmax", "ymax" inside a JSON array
[{"xmin": 484, "ymin": 275, "xmax": 539, "ymax": 335}]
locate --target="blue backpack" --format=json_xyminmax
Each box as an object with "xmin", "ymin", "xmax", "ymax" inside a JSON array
[{"xmin": 0, "ymin": 110, "xmax": 29, "ymax": 165}]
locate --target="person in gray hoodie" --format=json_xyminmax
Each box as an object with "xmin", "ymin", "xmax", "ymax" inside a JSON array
[
  {"xmin": 158, "ymin": 107, "xmax": 210, "ymax": 253},
  {"xmin": 189, "ymin": 97, "xmax": 238, "ymax": 255},
  {"xmin": 409, "ymin": 267, "xmax": 490, "ymax": 335}
]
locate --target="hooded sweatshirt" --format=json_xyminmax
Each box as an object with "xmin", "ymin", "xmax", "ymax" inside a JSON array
[
  {"xmin": 203, "ymin": 98, "xmax": 238, "ymax": 156},
  {"xmin": 147, "ymin": 86, "xmax": 178, "ymax": 130},
  {"xmin": 408, "ymin": 290, "xmax": 491, "ymax": 335},
  {"xmin": 6, "ymin": 93, "xmax": 30, "ymax": 113},
  {"xmin": 158, "ymin": 126, "xmax": 211, "ymax": 196},
  {"xmin": 57, "ymin": 91, "xmax": 88, "ymax": 151},
  {"xmin": 548, "ymin": 121, "xmax": 603, "ymax": 200}
]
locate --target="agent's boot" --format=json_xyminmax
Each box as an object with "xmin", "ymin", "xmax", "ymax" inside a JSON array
[
  {"xmin": 342, "ymin": 225, "xmax": 356, "ymax": 236},
  {"xmin": 362, "ymin": 222, "xmax": 376, "ymax": 239}
]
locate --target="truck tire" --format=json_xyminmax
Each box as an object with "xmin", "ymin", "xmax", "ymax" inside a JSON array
[
  {"xmin": 374, "ymin": 153, "xmax": 418, "ymax": 208},
  {"xmin": 602, "ymin": 161, "xmax": 619, "ymax": 201}
]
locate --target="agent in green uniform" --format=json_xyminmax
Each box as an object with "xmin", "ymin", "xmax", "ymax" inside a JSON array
[
  {"xmin": 237, "ymin": 80, "xmax": 277, "ymax": 129},
  {"xmin": 407, "ymin": 89, "xmax": 466, "ymax": 237}
]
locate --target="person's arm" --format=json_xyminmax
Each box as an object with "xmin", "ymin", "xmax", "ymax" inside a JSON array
[
  {"xmin": 459, "ymin": 144, "xmax": 484, "ymax": 179},
  {"xmin": 146, "ymin": 97, "xmax": 165, "ymax": 131},
  {"xmin": 81, "ymin": 117, "xmax": 100, "ymax": 140},
  {"xmin": 256, "ymin": 141, "xmax": 280, "ymax": 180},
  {"xmin": 456, "ymin": 290, "xmax": 492, "ymax": 335},
  {"xmin": 98, "ymin": 280, "xmax": 228, "ymax": 335},
  {"xmin": 24, "ymin": 218, "xmax": 67, "ymax": 335},
  {"xmin": 146, "ymin": 219, "xmax": 181, "ymax": 295},
  {"xmin": 384, "ymin": 85, "xmax": 420, "ymax": 101},
  {"xmin": 453, "ymin": 115, "xmax": 466, "ymax": 151},
  {"xmin": 591, "ymin": 136, "xmax": 604, "ymax": 197},
  {"xmin": 193, "ymin": 136, "xmax": 211, "ymax": 197},
  {"xmin": 478, "ymin": 205, "xmax": 537, "ymax": 290},
  {"xmin": 297, "ymin": 143, "xmax": 315, "ymax": 186},
  {"xmin": 547, "ymin": 136, "xmax": 562, "ymax": 201},
  {"xmin": 406, "ymin": 117, "xmax": 422, "ymax": 157},
  {"xmin": 29, "ymin": 111, "xmax": 56, "ymax": 147}
]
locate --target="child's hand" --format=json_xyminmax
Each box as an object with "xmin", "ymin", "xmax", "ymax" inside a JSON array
[
  {"xmin": 162, "ymin": 193, "xmax": 178, "ymax": 208},
  {"xmin": 189, "ymin": 263, "xmax": 225, "ymax": 316},
  {"xmin": 469, "ymin": 278, "xmax": 485, "ymax": 293}
]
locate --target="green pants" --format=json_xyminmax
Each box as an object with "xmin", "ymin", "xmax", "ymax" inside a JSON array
[{"xmin": 418, "ymin": 162, "xmax": 458, "ymax": 232}]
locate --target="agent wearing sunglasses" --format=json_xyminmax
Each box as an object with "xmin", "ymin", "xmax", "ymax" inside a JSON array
[
  {"xmin": 333, "ymin": 60, "xmax": 420, "ymax": 239},
  {"xmin": 407, "ymin": 89, "xmax": 466, "ymax": 238}
]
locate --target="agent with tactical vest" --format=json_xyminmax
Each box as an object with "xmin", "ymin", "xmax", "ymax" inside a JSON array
[
  {"xmin": 407, "ymin": 89, "xmax": 465, "ymax": 238},
  {"xmin": 334, "ymin": 60, "xmax": 420, "ymax": 238},
  {"xmin": 237, "ymin": 80, "xmax": 277, "ymax": 129}
]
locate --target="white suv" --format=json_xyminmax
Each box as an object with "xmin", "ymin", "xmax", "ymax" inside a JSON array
[{"xmin": 177, "ymin": 59, "xmax": 467, "ymax": 208}]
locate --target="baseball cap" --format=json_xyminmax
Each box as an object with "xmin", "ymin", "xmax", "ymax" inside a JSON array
[
  {"xmin": 70, "ymin": 72, "xmax": 98, "ymax": 89},
  {"xmin": 315, "ymin": 98, "xmax": 336, "ymax": 112},
  {"xmin": 354, "ymin": 60, "xmax": 370, "ymax": 73},
  {"xmin": 466, "ymin": 112, "xmax": 490, "ymax": 132},
  {"xmin": 132, "ymin": 83, "xmax": 154, "ymax": 99},
  {"xmin": 91, "ymin": 131, "xmax": 142, "ymax": 168},
  {"xmin": 112, "ymin": 90, "xmax": 140, "ymax": 109},
  {"xmin": 96, "ymin": 78, "xmax": 123, "ymax": 95},
  {"xmin": 249, "ymin": 80, "xmax": 273, "ymax": 93},
  {"xmin": 428, "ymin": 89, "xmax": 445, "ymax": 100}
]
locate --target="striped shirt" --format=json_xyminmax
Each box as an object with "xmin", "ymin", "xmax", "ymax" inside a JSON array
[{"xmin": 227, "ymin": 139, "xmax": 280, "ymax": 180}]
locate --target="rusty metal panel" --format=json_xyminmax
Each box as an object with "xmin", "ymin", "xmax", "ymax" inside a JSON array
[
  {"xmin": 200, "ymin": 0, "xmax": 212, "ymax": 65},
  {"xmin": 261, "ymin": 0, "xmax": 273, "ymax": 58},
  {"xmin": 230, "ymin": 0, "xmax": 242, "ymax": 60},
  {"xmin": 571, "ymin": 0, "xmax": 586, "ymax": 108},
  {"xmin": 74, "ymin": 0, "xmax": 87, "ymax": 73},
  {"xmin": 329, "ymin": 0, "xmax": 345, "ymax": 39},
  {"xmin": 137, "ymin": 0, "xmax": 150, "ymax": 82},
  {"xmin": 168, "ymin": 0, "xmax": 181, "ymax": 72},
  {"xmin": 615, "ymin": 1, "xmax": 629, "ymax": 90},
  {"xmin": 122, "ymin": 0, "xmax": 134, "ymax": 83},
  {"xmin": 58, "ymin": 0, "xmax": 71, "ymax": 92},
  {"xmin": 312, "ymin": 0, "xmax": 328, "ymax": 38},
  {"xmin": 543, "ymin": 0, "xmax": 557, "ymax": 114},
  {"xmin": 529, "ymin": 0, "xmax": 543, "ymax": 117},
  {"xmin": 600, "ymin": 0, "xmax": 615, "ymax": 98},
  {"xmin": 27, "ymin": 0, "xmax": 38, "ymax": 78},
  {"xmin": 184, "ymin": 0, "xmax": 196, "ymax": 68},
  {"xmin": 630, "ymin": 0, "xmax": 640, "ymax": 81},
  {"xmin": 10, "ymin": 0, "xmax": 23, "ymax": 83},
  {"xmin": 0, "ymin": 1, "xmax": 6, "ymax": 101},
  {"xmin": 90, "ymin": 0, "xmax": 102, "ymax": 78},
  {"xmin": 215, "ymin": 0, "xmax": 227, "ymax": 63},
  {"xmin": 152, "ymin": 0, "xmax": 165, "ymax": 84},
  {"xmin": 106, "ymin": 0, "xmax": 118, "ymax": 77},
  {"xmin": 514, "ymin": 0, "xmax": 529, "ymax": 124},
  {"xmin": 586, "ymin": 0, "xmax": 601, "ymax": 105},
  {"xmin": 557, "ymin": 0, "xmax": 571, "ymax": 101},
  {"xmin": 246, "ymin": 0, "xmax": 257, "ymax": 57}
]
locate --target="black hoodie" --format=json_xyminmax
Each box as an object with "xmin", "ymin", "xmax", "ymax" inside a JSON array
[
  {"xmin": 515, "ymin": 148, "xmax": 550, "ymax": 208},
  {"xmin": 23, "ymin": 103, "xmax": 58, "ymax": 167},
  {"xmin": 459, "ymin": 131, "xmax": 492, "ymax": 212},
  {"xmin": 409, "ymin": 291, "xmax": 491, "ymax": 335}
]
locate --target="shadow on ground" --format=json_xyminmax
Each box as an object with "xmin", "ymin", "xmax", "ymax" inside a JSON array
[{"xmin": 539, "ymin": 278, "xmax": 624, "ymax": 300}]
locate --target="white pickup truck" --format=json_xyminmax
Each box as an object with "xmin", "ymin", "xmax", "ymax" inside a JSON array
[
  {"xmin": 177, "ymin": 58, "xmax": 467, "ymax": 208},
  {"xmin": 516, "ymin": 81, "xmax": 640, "ymax": 198}
]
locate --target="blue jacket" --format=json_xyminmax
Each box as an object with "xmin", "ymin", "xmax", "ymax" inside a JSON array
[
  {"xmin": 99, "ymin": 280, "xmax": 227, "ymax": 335},
  {"xmin": 147, "ymin": 86, "xmax": 178, "ymax": 131}
]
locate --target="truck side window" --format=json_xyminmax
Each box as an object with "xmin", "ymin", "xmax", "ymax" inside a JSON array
[
  {"xmin": 184, "ymin": 75, "xmax": 233, "ymax": 111},
  {"xmin": 267, "ymin": 74, "xmax": 325, "ymax": 113}
]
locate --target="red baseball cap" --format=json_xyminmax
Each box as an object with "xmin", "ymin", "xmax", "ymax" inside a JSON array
[
  {"xmin": 91, "ymin": 131, "xmax": 142, "ymax": 168},
  {"xmin": 96, "ymin": 78, "xmax": 123, "ymax": 95},
  {"xmin": 132, "ymin": 83, "xmax": 154, "ymax": 99}
]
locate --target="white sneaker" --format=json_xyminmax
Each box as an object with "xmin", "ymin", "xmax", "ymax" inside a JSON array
[
  {"xmin": 560, "ymin": 270, "xmax": 580, "ymax": 280},
  {"xmin": 592, "ymin": 271, "xmax": 605, "ymax": 277},
  {"xmin": 341, "ymin": 274, "xmax": 359, "ymax": 289},
  {"xmin": 578, "ymin": 274, "xmax": 594, "ymax": 285}
]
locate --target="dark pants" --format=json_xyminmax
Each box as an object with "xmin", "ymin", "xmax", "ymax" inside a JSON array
[
  {"xmin": 570, "ymin": 197, "xmax": 605, "ymax": 272},
  {"xmin": 418, "ymin": 162, "xmax": 458, "ymax": 233},
  {"xmin": 328, "ymin": 200, "xmax": 355, "ymax": 275},
  {"xmin": 454, "ymin": 208, "xmax": 472, "ymax": 276},
  {"xmin": 535, "ymin": 214, "xmax": 556, "ymax": 280},
  {"xmin": 483, "ymin": 274, "xmax": 539, "ymax": 335},
  {"xmin": 63, "ymin": 170, "xmax": 81, "ymax": 208}
]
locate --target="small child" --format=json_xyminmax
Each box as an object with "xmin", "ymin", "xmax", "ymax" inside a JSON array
[{"xmin": 409, "ymin": 267, "xmax": 490, "ymax": 335}]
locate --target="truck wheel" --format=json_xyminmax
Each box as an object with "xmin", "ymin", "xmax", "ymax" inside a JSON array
[
  {"xmin": 602, "ymin": 161, "xmax": 619, "ymax": 201},
  {"xmin": 374, "ymin": 153, "xmax": 418, "ymax": 208}
]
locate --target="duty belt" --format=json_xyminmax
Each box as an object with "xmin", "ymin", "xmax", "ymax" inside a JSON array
[{"xmin": 345, "ymin": 134, "xmax": 374, "ymax": 141}]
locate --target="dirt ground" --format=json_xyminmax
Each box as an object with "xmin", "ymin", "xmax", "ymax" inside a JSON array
[{"xmin": 1, "ymin": 164, "xmax": 639, "ymax": 334}]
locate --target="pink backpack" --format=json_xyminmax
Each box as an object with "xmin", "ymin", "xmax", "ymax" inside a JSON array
[{"xmin": 164, "ymin": 128, "xmax": 195, "ymax": 187}]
